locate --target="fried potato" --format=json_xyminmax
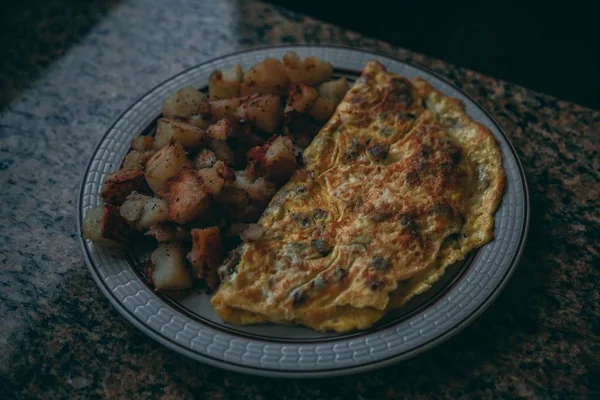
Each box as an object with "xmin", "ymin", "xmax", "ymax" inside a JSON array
[
  {"xmin": 186, "ymin": 114, "xmax": 212, "ymax": 130},
  {"xmin": 154, "ymin": 118, "xmax": 205, "ymax": 149},
  {"xmin": 308, "ymin": 97, "xmax": 336, "ymax": 121},
  {"xmin": 101, "ymin": 167, "xmax": 149, "ymax": 205},
  {"xmin": 285, "ymin": 83, "xmax": 319, "ymax": 113},
  {"xmin": 197, "ymin": 166, "xmax": 225, "ymax": 196},
  {"xmin": 131, "ymin": 136, "xmax": 154, "ymax": 151},
  {"xmin": 318, "ymin": 77, "xmax": 350, "ymax": 105},
  {"xmin": 145, "ymin": 222, "xmax": 190, "ymax": 243},
  {"xmin": 241, "ymin": 58, "xmax": 289, "ymax": 96},
  {"xmin": 162, "ymin": 86, "xmax": 207, "ymax": 119},
  {"xmin": 161, "ymin": 166, "xmax": 212, "ymax": 224},
  {"xmin": 187, "ymin": 227, "xmax": 223, "ymax": 289},
  {"xmin": 233, "ymin": 171, "xmax": 276, "ymax": 206},
  {"xmin": 194, "ymin": 149, "xmax": 218, "ymax": 170},
  {"xmin": 122, "ymin": 149, "xmax": 154, "ymax": 169},
  {"xmin": 207, "ymin": 138, "xmax": 236, "ymax": 166},
  {"xmin": 81, "ymin": 205, "xmax": 131, "ymax": 247},
  {"xmin": 150, "ymin": 243, "xmax": 193, "ymax": 290},
  {"xmin": 247, "ymin": 135, "xmax": 296, "ymax": 184},
  {"xmin": 120, "ymin": 192, "xmax": 169, "ymax": 230},
  {"xmin": 236, "ymin": 94, "xmax": 283, "ymax": 133},
  {"xmin": 207, "ymin": 98, "xmax": 242, "ymax": 121},
  {"xmin": 209, "ymin": 64, "xmax": 243, "ymax": 100},
  {"xmin": 283, "ymin": 52, "xmax": 333, "ymax": 86},
  {"xmin": 144, "ymin": 141, "xmax": 190, "ymax": 193}
]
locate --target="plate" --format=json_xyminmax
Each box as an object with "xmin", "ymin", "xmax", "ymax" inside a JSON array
[{"xmin": 78, "ymin": 45, "xmax": 529, "ymax": 377}]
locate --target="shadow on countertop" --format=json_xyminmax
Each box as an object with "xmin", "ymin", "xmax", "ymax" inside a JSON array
[
  {"xmin": 0, "ymin": 0, "xmax": 121, "ymax": 109},
  {"xmin": 266, "ymin": 0, "xmax": 600, "ymax": 111}
]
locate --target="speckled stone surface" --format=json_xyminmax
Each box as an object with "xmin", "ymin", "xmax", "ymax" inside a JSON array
[{"xmin": 1, "ymin": 0, "xmax": 598, "ymax": 398}]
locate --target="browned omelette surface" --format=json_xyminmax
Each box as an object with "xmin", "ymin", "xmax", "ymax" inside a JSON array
[{"xmin": 211, "ymin": 61, "xmax": 505, "ymax": 333}]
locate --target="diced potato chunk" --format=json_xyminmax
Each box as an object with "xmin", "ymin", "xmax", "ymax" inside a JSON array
[
  {"xmin": 318, "ymin": 77, "xmax": 350, "ymax": 105},
  {"xmin": 120, "ymin": 192, "xmax": 169, "ymax": 229},
  {"xmin": 144, "ymin": 141, "xmax": 190, "ymax": 193},
  {"xmin": 236, "ymin": 94, "xmax": 283, "ymax": 133},
  {"xmin": 145, "ymin": 223, "xmax": 190, "ymax": 243},
  {"xmin": 241, "ymin": 58, "xmax": 289, "ymax": 96},
  {"xmin": 162, "ymin": 87, "xmax": 207, "ymax": 119},
  {"xmin": 206, "ymin": 117, "xmax": 249, "ymax": 141},
  {"xmin": 122, "ymin": 150, "xmax": 154, "ymax": 169},
  {"xmin": 194, "ymin": 149, "xmax": 218, "ymax": 170},
  {"xmin": 308, "ymin": 97, "xmax": 336, "ymax": 121},
  {"xmin": 186, "ymin": 114, "xmax": 211, "ymax": 130},
  {"xmin": 208, "ymin": 98, "xmax": 242, "ymax": 121},
  {"xmin": 209, "ymin": 64, "xmax": 243, "ymax": 100},
  {"xmin": 119, "ymin": 192, "xmax": 151, "ymax": 225},
  {"xmin": 101, "ymin": 167, "xmax": 149, "ymax": 205},
  {"xmin": 233, "ymin": 172, "xmax": 276, "ymax": 205},
  {"xmin": 196, "ymin": 166, "xmax": 225, "ymax": 196},
  {"xmin": 246, "ymin": 136, "xmax": 296, "ymax": 184},
  {"xmin": 261, "ymin": 135, "xmax": 297, "ymax": 183},
  {"xmin": 81, "ymin": 205, "xmax": 130, "ymax": 247},
  {"xmin": 283, "ymin": 52, "xmax": 333, "ymax": 86},
  {"xmin": 162, "ymin": 167, "xmax": 212, "ymax": 224},
  {"xmin": 187, "ymin": 227, "xmax": 223, "ymax": 289},
  {"xmin": 138, "ymin": 197, "xmax": 169, "ymax": 229},
  {"xmin": 207, "ymin": 138, "xmax": 236, "ymax": 166},
  {"xmin": 131, "ymin": 136, "xmax": 154, "ymax": 151},
  {"xmin": 150, "ymin": 243, "xmax": 192, "ymax": 290},
  {"xmin": 285, "ymin": 83, "xmax": 318, "ymax": 113},
  {"xmin": 154, "ymin": 118, "xmax": 205, "ymax": 149}
]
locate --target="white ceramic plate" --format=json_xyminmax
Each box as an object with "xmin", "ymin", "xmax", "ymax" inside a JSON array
[{"xmin": 78, "ymin": 45, "xmax": 529, "ymax": 377}]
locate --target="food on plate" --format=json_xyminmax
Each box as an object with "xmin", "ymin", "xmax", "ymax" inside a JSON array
[
  {"xmin": 82, "ymin": 51, "xmax": 349, "ymax": 292},
  {"xmin": 211, "ymin": 61, "xmax": 505, "ymax": 332},
  {"xmin": 82, "ymin": 54, "xmax": 504, "ymax": 333}
]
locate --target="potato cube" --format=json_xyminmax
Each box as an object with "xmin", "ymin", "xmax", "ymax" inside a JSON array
[
  {"xmin": 236, "ymin": 94, "xmax": 283, "ymax": 133},
  {"xmin": 162, "ymin": 167, "xmax": 212, "ymax": 224},
  {"xmin": 308, "ymin": 97, "xmax": 336, "ymax": 121},
  {"xmin": 207, "ymin": 138, "xmax": 236, "ymax": 166},
  {"xmin": 144, "ymin": 141, "xmax": 190, "ymax": 193},
  {"xmin": 283, "ymin": 52, "xmax": 333, "ymax": 86},
  {"xmin": 241, "ymin": 58, "xmax": 289, "ymax": 96},
  {"xmin": 119, "ymin": 192, "xmax": 151, "ymax": 225},
  {"xmin": 186, "ymin": 114, "xmax": 212, "ymax": 130},
  {"xmin": 194, "ymin": 149, "xmax": 218, "ymax": 170},
  {"xmin": 162, "ymin": 86, "xmax": 207, "ymax": 119},
  {"xmin": 318, "ymin": 77, "xmax": 350, "ymax": 105},
  {"xmin": 150, "ymin": 243, "xmax": 192, "ymax": 290},
  {"xmin": 154, "ymin": 118, "xmax": 205, "ymax": 149},
  {"xmin": 101, "ymin": 167, "xmax": 149, "ymax": 205},
  {"xmin": 261, "ymin": 135, "xmax": 297, "ymax": 184},
  {"xmin": 131, "ymin": 136, "xmax": 154, "ymax": 151},
  {"xmin": 208, "ymin": 98, "xmax": 242, "ymax": 121},
  {"xmin": 145, "ymin": 223, "xmax": 190, "ymax": 243},
  {"xmin": 285, "ymin": 83, "xmax": 318, "ymax": 113},
  {"xmin": 81, "ymin": 205, "xmax": 131, "ymax": 247},
  {"xmin": 209, "ymin": 64, "xmax": 243, "ymax": 100},
  {"xmin": 138, "ymin": 197, "xmax": 169, "ymax": 229},
  {"xmin": 122, "ymin": 150, "xmax": 154, "ymax": 169},
  {"xmin": 206, "ymin": 117, "xmax": 250, "ymax": 141},
  {"xmin": 233, "ymin": 172, "xmax": 276, "ymax": 205},
  {"xmin": 187, "ymin": 227, "xmax": 223, "ymax": 289},
  {"xmin": 196, "ymin": 166, "xmax": 225, "ymax": 196}
]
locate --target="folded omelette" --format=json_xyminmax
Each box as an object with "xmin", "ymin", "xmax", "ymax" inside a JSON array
[{"xmin": 211, "ymin": 61, "xmax": 505, "ymax": 333}]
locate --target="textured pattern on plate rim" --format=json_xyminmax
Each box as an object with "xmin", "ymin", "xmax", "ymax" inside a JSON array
[{"xmin": 77, "ymin": 45, "xmax": 528, "ymax": 377}]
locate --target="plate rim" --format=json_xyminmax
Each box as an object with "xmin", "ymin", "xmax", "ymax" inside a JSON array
[{"xmin": 77, "ymin": 44, "xmax": 530, "ymax": 377}]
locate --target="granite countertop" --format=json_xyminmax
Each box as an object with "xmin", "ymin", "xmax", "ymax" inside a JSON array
[{"xmin": 1, "ymin": 0, "xmax": 598, "ymax": 398}]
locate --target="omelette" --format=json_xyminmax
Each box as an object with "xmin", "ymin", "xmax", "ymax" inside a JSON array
[{"xmin": 211, "ymin": 61, "xmax": 505, "ymax": 333}]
